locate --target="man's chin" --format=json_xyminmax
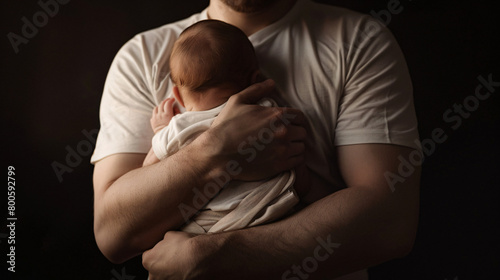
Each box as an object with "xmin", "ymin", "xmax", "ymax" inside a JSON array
[{"xmin": 220, "ymin": 0, "xmax": 280, "ymax": 13}]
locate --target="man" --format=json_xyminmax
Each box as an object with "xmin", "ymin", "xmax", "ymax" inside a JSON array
[{"xmin": 92, "ymin": 0, "xmax": 421, "ymax": 279}]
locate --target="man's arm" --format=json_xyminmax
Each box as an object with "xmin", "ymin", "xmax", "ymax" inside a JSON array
[
  {"xmin": 143, "ymin": 143, "xmax": 420, "ymax": 279},
  {"xmin": 93, "ymin": 137, "xmax": 219, "ymax": 264},
  {"xmin": 93, "ymin": 80, "xmax": 308, "ymax": 264}
]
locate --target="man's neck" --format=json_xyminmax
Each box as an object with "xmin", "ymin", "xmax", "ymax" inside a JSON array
[{"xmin": 207, "ymin": 0, "xmax": 298, "ymax": 36}]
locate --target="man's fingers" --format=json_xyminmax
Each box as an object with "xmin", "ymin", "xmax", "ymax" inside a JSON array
[
  {"xmin": 142, "ymin": 248, "xmax": 151, "ymax": 261},
  {"xmin": 230, "ymin": 79, "xmax": 276, "ymax": 104},
  {"xmin": 281, "ymin": 107, "xmax": 308, "ymax": 127},
  {"xmin": 269, "ymin": 108, "xmax": 308, "ymax": 142},
  {"xmin": 287, "ymin": 142, "xmax": 306, "ymax": 158},
  {"xmin": 277, "ymin": 108, "xmax": 312, "ymax": 141},
  {"xmin": 142, "ymin": 248, "xmax": 154, "ymax": 270},
  {"xmin": 274, "ymin": 153, "xmax": 306, "ymax": 173},
  {"xmin": 285, "ymin": 125, "xmax": 307, "ymax": 143}
]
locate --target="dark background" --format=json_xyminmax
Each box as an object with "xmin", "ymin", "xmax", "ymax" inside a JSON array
[{"xmin": 1, "ymin": 0, "xmax": 499, "ymax": 279}]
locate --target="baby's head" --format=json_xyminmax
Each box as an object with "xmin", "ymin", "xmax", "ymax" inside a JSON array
[{"xmin": 169, "ymin": 20, "xmax": 259, "ymax": 111}]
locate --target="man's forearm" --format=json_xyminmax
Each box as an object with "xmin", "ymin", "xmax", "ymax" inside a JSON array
[
  {"xmin": 190, "ymin": 169, "xmax": 420, "ymax": 280},
  {"xmin": 94, "ymin": 133, "xmax": 225, "ymax": 263}
]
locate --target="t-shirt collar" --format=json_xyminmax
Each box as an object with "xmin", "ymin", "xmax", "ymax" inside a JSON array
[
  {"xmin": 198, "ymin": 0, "xmax": 308, "ymax": 45},
  {"xmin": 249, "ymin": 0, "xmax": 308, "ymax": 46}
]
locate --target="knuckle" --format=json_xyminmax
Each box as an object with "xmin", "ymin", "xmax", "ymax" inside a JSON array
[
  {"xmin": 142, "ymin": 253, "xmax": 150, "ymax": 268},
  {"xmin": 253, "ymin": 83, "xmax": 264, "ymax": 92},
  {"xmin": 271, "ymin": 107, "xmax": 284, "ymax": 117},
  {"xmin": 227, "ymin": 94, "xmax": 240, "ymax": 104},
  {"xmin": 274, "ymin": 125, "xmax": 288, "ymax": 140}
]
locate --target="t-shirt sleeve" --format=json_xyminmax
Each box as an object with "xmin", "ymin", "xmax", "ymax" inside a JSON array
[
  {"xmin": 334, "ymin": 17, "xmax": 420, "ymax": 151},
  {"xmin": 91, "ymin": 35, "xmax": 156, "ymax": 164}
]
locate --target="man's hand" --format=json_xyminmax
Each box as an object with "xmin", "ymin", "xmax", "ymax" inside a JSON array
[
  {"xmin": 209, "ymin": 79, "xmax": 308, "ymax": 181},
  {"xmin": 143, "ymin": 231, "xmax": 199, "ymax": 280}
]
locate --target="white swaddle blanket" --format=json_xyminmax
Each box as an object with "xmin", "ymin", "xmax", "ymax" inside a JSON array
[{"xmin": 152, "ymin": 98, "xmax": 299, "ymax": 233}]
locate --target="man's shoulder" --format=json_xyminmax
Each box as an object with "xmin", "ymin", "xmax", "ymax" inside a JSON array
[
  {"xmin": 305, "ymin": 1, "xmax": 371, "ymax": 24},
  {"xmin": 138, "ymin": 13, "xmax": 203, "ymax": 42},
  {"xmin": 299, "ymin": 1, "xmax": 395, "ymax": 50}
]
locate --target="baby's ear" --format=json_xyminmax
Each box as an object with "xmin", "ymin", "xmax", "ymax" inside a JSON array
[{"xmin": 173, "ymin": 86, "xmax": 185, "ymax": 108}]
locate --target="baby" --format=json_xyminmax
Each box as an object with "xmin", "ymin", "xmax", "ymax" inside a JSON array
[{"xmin": 143, "ymin": 20, "xmax": 305, "ymax": 234}]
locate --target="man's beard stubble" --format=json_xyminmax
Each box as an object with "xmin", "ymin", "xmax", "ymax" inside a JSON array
[{"xmin": 220, "ymin": 0, "xmax": 280, "ymax": 13}]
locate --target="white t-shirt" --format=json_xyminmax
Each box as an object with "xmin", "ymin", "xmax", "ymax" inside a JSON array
[
  {"xmin": 91, "ymin": 1, "xmax": 419, "ymax": 188},
  {"xmin": 91, "ymin": 1, "xmax": 419, "ymax": 278}
]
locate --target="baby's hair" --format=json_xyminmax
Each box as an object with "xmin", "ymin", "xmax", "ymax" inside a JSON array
[{"xmin": 169, "ymin": 20, "xmax": 258, "ymax": 92}]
